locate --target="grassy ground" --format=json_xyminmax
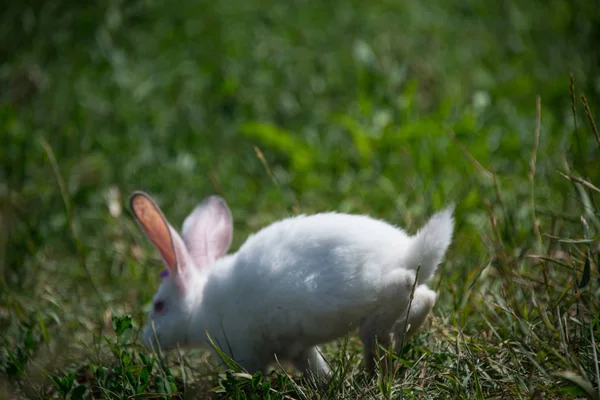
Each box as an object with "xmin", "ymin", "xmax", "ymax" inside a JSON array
[{"xmin": 1, "ymin": 0, "xmax": 600, "ymax": 398}]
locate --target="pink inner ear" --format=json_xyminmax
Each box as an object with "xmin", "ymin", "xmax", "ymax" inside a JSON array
[{"xmin": 182, "ymin": 196, "xmax": 233, "ymax": 268}]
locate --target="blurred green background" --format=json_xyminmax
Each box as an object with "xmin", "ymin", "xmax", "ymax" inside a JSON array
[{"xmin": 1, "ymin": 0, "xmax": 599, "ymax": 396}]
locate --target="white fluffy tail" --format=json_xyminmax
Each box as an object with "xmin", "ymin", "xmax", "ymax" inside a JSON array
[{"xmin": 405, "ymin": 206, "xmax": 454, "ymax": 284}]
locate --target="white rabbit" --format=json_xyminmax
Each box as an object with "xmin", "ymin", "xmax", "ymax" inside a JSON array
[{"xmin": 131, "ymin": 192, "xmax": 454, "ymax": 377}]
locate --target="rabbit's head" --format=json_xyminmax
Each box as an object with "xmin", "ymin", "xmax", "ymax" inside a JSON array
[{"xmin": 130, "ymin": 192, "xmax": 233, "ymax": 350}]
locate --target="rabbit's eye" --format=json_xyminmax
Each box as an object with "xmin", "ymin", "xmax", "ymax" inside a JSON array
[{"xmin": 154, "ymin": 300, "xmax": 165, "ymax": 313}]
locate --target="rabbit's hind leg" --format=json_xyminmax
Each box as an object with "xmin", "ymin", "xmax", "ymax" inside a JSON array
[
  {"xmin": 360, "ymin": 268, "xmax": 415, "ymax": 375},
  {"xmin": 392, "ymin": 284, "xmax": 436, "ymax": 353}
]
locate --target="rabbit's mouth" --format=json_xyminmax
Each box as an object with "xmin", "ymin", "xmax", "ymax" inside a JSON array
[{"xmin": 142, "ymin": 326, "xmax": 162, "ymax": 349}]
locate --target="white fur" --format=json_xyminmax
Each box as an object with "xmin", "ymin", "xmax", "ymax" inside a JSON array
[{"xmin": 135, "ymin": 194, "xmax": 454, "ymax": 376}]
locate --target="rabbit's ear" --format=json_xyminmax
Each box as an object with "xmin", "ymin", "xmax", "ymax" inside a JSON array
[
  {"xmin": 130, "ymin": 192, "xmax": 192, "ymax": 277},
  {"xmin": 182, "ymin": 195, "xmax": 233, "ymax": 267}
]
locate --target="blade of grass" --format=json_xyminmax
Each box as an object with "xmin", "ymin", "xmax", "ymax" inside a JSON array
[
  {"xmin": 580, "ymin": 94, "xmax": 600, "ymax": 148},
  {"xmin": 529, "ymin": 95, "xmax": 543, "ymax": 248},
  {"xmin": 446, "ymin": 129, "xmax": 494, "ymax": 180},
  {"xmin": 396, "ymin": 264, "xmax": 422, "ymax": 357},
  {"xmin": 553, "ymin": 371, "xmax": 600, "ymax": 400},
  {"xmin": 590, "ymin": 317, "xmax": 600, "ymax": 400},
  {"xmin": 557, "ymin": 172, "xmax": 600, "ymax": 195},
  {"xmin": 254, "ymin": 145, "xmax": 300, "ymax": 214},
  {"xmin": 569, "ymin": 73, "xmax": 585, "ymax": 173},
  {"xmin": 205, "ymin": 330, "xmax": 242, "ymax": 372},
  {"xmin": 40, "ymin": 138, "xmax": 107, "ymax": 310}
]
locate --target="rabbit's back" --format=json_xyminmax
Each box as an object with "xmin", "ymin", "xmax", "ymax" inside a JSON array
[
  {"xmin": 208, "ymin": 214, "xmax": 414, "ymax": 342},
  {"xmin": 236, "ymin": 212, "xmax": 412, "ymax": 281}
]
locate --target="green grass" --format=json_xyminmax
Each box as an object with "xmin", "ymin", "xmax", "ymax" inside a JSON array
[{"xmin": 1, "ymin": 0, "xmax": 600, "ymax": 398}]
